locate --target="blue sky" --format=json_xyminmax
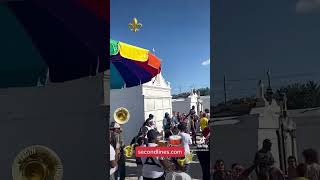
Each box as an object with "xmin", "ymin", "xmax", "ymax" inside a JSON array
[
  {"xmin": 111, "ymin": 0, "xmax": 210, "ymax": 94},
  {"xmin": 213, "ymin": 0, "xmax": 320, "ymax": 104}
]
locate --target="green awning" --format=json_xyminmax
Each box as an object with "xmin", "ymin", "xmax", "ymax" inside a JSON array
[
  {"xmin": 110, "ymin": 63, "xmax": 125, "ymax": 89},
  {"xmin": 110, "ymin": 39, "xmax": 119, "ymax": 55}
]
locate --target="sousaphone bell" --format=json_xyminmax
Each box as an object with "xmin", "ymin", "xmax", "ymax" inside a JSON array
[
  {"xmin": 113, "ymin": 107, "xmax": 130, "ymax": 124},
  {"xmin": 113, "ymin": 107, "xmax": 132, "ymax": 157},
  {"xmin": 12, "ymin": 145, "xmax": 63, "ymax": 180}
]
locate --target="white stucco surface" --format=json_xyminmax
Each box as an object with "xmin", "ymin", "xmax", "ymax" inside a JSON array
[
  {"xmin": 200, "ymin": 95, "xmax": 210, "ymax": 111},
  {"xmin": 172, "ymin": 99, "xmax": 191, "ymax": 114},
  {"xmin": 172, "ymin": 94, "xmax": 210, "ymax": 115},
  {"xmin": 110, "ymin": 73, "xmax": 171, "ymax": 144},
  {"xmin": 251, "ymin": 100, "xmax": 280, "ymax": 129},
  {"xmin": 213, "ymin": 97, "xmax": 283, "ymax": 170},
  {"xmin": 252, "ymin": 99, "xmax": 281, "ymax": 168},
  {"xmin": 0, "ymin": 75, "xmax": 106, "ymax": 180},
  {"xmin": 110, "ymin": 86, "xmax": 144, "ymax": 145}
]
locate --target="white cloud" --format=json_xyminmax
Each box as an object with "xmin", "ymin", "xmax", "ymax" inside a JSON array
[
  {"xmin": 296, "ymin": 0, "xmax": 320, "ymax": 13},
  {"xmin": 201, "ymin": 59, "xmax": 210, "ymax": 66}
]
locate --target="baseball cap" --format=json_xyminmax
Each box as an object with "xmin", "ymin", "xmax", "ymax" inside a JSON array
[{"xmin": 110, "ymin": 122, "xmax": 121, "ymax": 129}]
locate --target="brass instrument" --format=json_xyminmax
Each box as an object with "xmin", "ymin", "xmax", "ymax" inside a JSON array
[
  {"xmin": 12, "ymin": 145, "xmax": 63, "ymax": 180},
  {"xmin": 113, "ymin": 107, "xmax": 130, "ymax": 124},
  {"xmin": 124, "ymin": 144, "xmax": 135, "ymax": 158},
  {"xmin": 177, "ymin": 153, "xmax": 194, "ymax": 167}
]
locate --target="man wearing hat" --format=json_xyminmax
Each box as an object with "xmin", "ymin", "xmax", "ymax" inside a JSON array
[{"xmin": 110, "ymin": 122, "xmax": 126, "ymax": 180}]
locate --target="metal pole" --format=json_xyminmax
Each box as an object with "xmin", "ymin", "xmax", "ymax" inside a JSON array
[
  {"xmin": 281, "ymin": 123, "xmax": 287, "ymax": 175},
  {"xmin": 267, "ymin": 69, "xmax": 271, "ymax": 88},
  {"xmin": 224, "ymin": 75, "xmax": 227, "ymax": 104},
  {"xmin": 276, "ymin": 130, "xmax": 284, "ymax": 171},
  {"xmin": 291, "ymin": 134, "xmax": 295, "ymax": 157}
]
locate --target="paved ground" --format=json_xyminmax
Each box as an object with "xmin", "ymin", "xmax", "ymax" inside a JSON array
[{"xmin": 124, "ymin": 154, "xmax": 204, "ymax": 180}]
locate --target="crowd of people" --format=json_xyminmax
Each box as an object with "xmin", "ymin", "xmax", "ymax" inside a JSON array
[
  {"xmin": 213, "ymin": 139, "xmax": 320, "ymax": 180},
  {"xmin": 109, "ymin": 107, "xmax": 211, "ymax": 180},
  {"xmin": 162, "ymin": 106, "xmax": 210, "ymax": 145}
]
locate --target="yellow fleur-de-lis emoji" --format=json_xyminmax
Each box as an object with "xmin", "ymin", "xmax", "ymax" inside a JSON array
[{"xmin": 128, "ymin": 17, "xmax": 142, "ymax": 32}]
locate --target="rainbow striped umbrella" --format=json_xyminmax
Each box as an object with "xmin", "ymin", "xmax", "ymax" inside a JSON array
[{"xmin": 110, "ymin": 39, "xmax": 161, "ymax": 89}]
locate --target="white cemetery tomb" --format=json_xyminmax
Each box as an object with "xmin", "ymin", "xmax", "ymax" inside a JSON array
[
  {"xmin": 172, "ymin": 91, "xmax": 210, "ymax": 115},
  {"xmin": 110, "ymin": 73, "xmax": 172, "ymax": 144}
]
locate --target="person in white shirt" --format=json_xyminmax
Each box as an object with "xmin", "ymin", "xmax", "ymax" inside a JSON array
[
  {"xmin": 110, "ymin": 144, "xmax": 117, "ymax": 180},
  {"xmin": 178, "ymin": 123, "xmax": 192, "ymax": 174},
  {"xmin": 141, "ymin": 129, "xmax": 168, "ymax": 180},
  {"xmin": 110, "ymin": 122, "xmax": 125, "ymax": 180},
  {"xmin": 165, "ymin": 159, "xmax": 192, "ymax": 180}
]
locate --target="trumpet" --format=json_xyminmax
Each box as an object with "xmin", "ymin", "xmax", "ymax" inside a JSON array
[
  {"xmin": 113, "ymin": 107, "xmax": 130, "ymax": 125},
  {"xmin": 123, "ymin": 144, "xmax": 135, "ymax": 158}
]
